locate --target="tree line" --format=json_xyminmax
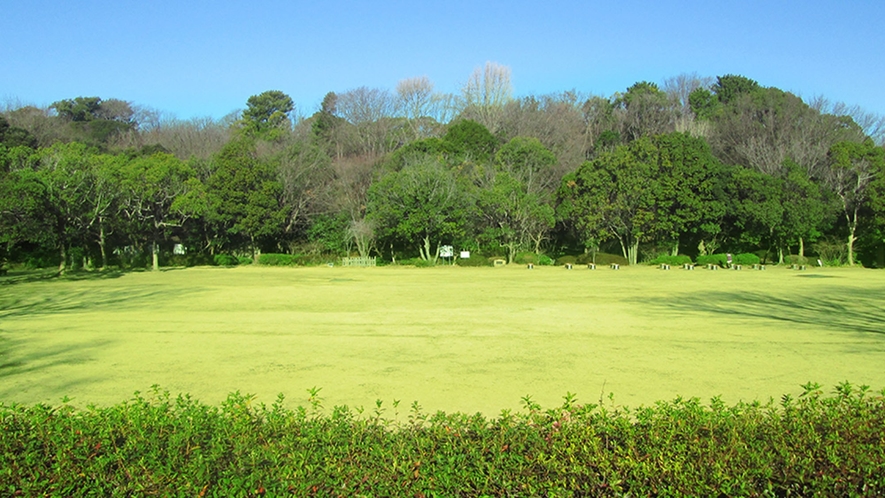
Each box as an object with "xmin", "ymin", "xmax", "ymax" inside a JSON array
[{"xmin": 2, "ymin": 66, "xmax": 885, "ymax": 272}]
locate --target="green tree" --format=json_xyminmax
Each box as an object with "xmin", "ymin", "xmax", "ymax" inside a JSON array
[
  {"xmin": 368, "ymin": 158, "xmax": 472, "ymax": 263},
  {"xmin": 206, "ymin": 139, "xmax": 286, "ymax": 259},
  {"xmin": 559, "ymin": 138, "xmax": 661, "ymax": 265},
  {"xmin": 825, "ymin": 139, "xmax": 885, "ymax": 265},
  {"xmin": 0, "ymin": 115, "xmax": 38, "ymax": 148},
  {"xmin": 241, "ymin": 90, "xmax": 294, "ymax": 138},
  {"xmin": 0, "ymin": 164, "xmax": 53, "ymax": 269},
  {"xmin": 724, "ymin": 166, "xmax": 785, "ymax": 260},
  {"xmin": 443, "ymin": 120, "xmax": 498, "ymax": 164},
  {"xmin": 711, "ymin": 74, "xmax": 761, "ymax": 105},
  {"xmin": 33, "ymin": 142, "xmax": 100, "ymax": 272},
  {"xmin": 617, "ymin": 81, "xmax": 672, "ymax": 141},
  {"xmin": 780, "ymin": 160, "xmax": 833, "ymax": 262},
  {"xmin": 477, "ymin": 171, "xmax": 554, "ymax": 262},
  {"xmin": 652, "ymin": 133, "xmax": 725, "ymax": 256},
  {"xmin": 119, "ymin": 152, "xmax": 197, "ymax": 271}
]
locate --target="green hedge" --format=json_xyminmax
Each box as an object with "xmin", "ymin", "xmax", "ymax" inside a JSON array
[
  {"xmin": 212, "ymin": 254, "xmax": 238, "ymax": 267},
  {"xmin": 2, "ymin": 383, "xmax": 883, "ymax": 496},
  {"xmin": 648, "ymin": 254, "xmax": 693, "ymax": 266},
  {"xmin": 257, "ymin": 253, "xmax": 300, "ymax": 266},
  {"xmin": 698, "ymin": 253, "xmax": 762, "ymax": 267}
]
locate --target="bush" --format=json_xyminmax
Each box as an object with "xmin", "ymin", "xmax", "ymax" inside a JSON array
[
  {"xmin": 513, "ymin": 252, "xmax": 539, "ymax": 265},
  {"xmin": 2, "ymin": 383, "xmax": 883, "ymax": 496},
  {"xmin": 538, "ymin": 254, "xmax": 554, "ymax": 266},
  {"xmin": 591, "ymin": 252, "xmax": 629, "ymax": 266},
  {"xmin": 733, "ymin": 252, "xmax": 761, "ymax": 265},
  {"xmin": 696, "ymin": 253, "xmax": 728, "ymax": 267},
  {"xmin": 237, "ymin": 256, "xmax": 253, "ymax": 266},
  {"xmin": 555, "ymin": 255, "xmax": 577, "ymax": 266},
  {"xmin": 398, "ymin": 257, "xmax": 436, "ymax": 267},
  {"xmin": 456, "ymin": 256, "xmax": 492, "ymax": 267},
  {"xmin": 648, "ymin": 254, "xmax": 693, "ymax": 266},
  {"xmin": 257, "ymin": 253, "xmax": 300, "ymax": 266},
  {"xmin": 213, "ymin": 254, "xmax": 238, "ymax": 267}
]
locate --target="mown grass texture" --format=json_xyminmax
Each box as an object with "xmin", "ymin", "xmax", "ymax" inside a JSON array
[{"xmin": 1, "ymin": 265, "xmax": 884, "ymax": 414}]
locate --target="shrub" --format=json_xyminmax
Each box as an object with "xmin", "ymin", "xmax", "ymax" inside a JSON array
[
  {"xmin": 2, "ymin": 383, "xmax": 883, "ymax": 496},
  {"xmin": 592, "ymin": 252, "xmax": 629, "ymax": 266},
  {"xmin": 733, "ymin": 252, "xmax": 761, "ymax": 265},
  {"xmin": 696, "ymin": 253, "xmax": 728, "ymax": 267},
  {"xmin": 648, "ymin": 254, "xmax": 693, "ymax": 266},
  {"xmin": 213, "ymin": 254, "xmax": 238, "ymax": 267},
  {"xmin": 257, "ymin": 253, "xmax": 299, "ymax": 266},
  {"xmin": 538, "ymin": 254, "xmax": 554, "ymax": 266},
  {"xmin": 555, "ymin": 255, "xmax": 577, "ymax": 266},
  {"xmin": 456, "ymin": 256, "xmax": 492, "ymax": 267},
  {"xmin": 237, "ymin": 256, "xmax": 253, "ymax": 265},
  {"xmin": 513, "ymin": 252, "xmax": 539, "ymax": 265}
]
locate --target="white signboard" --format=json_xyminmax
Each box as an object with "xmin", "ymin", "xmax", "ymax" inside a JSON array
[
  {"xmin": 439, "ymin": 245, "xmax": 454, "ymax": 258},
  {"xmin": 460, "ymin": 251, "xmax": 470, "ymax": 259}
]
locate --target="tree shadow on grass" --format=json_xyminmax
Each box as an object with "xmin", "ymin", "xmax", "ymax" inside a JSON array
[
  {"xmin": 641, "ymin": 286, "xmax": 885, "ymax": 336},
  {"xmin": 0, "ymin": 287, "xmax": 191, "ymax": 319},
  {"xmin": 0, "ymin": 268, "xmax": 126, "ymax": 287}
]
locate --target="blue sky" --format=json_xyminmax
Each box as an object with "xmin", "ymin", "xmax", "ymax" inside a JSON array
[{"xmin": 2, "ymin": 0, "xmax": 883, "ymax": 120}]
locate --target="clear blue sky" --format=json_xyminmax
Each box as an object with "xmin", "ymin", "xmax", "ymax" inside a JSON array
[{"xmin": 2, "ymin": 0, "xmax": 883, "ymax": 120}]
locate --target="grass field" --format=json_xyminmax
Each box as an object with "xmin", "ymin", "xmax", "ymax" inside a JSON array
[{"xmin": 1, "ymin": 264, "xmax": 884, "ymax": 415}]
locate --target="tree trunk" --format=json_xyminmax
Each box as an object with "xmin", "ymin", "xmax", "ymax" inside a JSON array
[
  {"xmin": 99, "ymin": 223, "xmax": 108, "ymax": 270},
  {"xmin": 420, "ymin": 236, "xmax": 432, "ymax": 261},
  {"xmin": 847, "ymin": 229, "xmax": 857, "ymax": 266},
  {"xmin": 507, "ymin": 243, "xmax": 517, "ymax": 264},
  {"xmin": 627, "ymin": 240, "xmax": 639, "ymax": 266},
  {"xmin": 617, "ymin": 237, "xmax": 628, "ymax": 262},
  {"xmin": 671, "ymin": 240, "xmax": 679, "ymax": 257},
  {"xmin": 777, "ymin": 247, "xmax": 784, "ymax": 265},
  {"xmin": 798, "ymin": 237, "xmax": 805, "ymax": 264},
  {"xmin": 151, "ymin": 240, "xmax": 159, "ymax": 272},
  {"xmin": 58, "ymin": 245, "xmax": 67, "ymax": 274}
]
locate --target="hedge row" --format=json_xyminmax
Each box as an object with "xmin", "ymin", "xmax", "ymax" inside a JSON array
[{"xmin": 2, "ymin": 383, "xmax": 883, "ymax": 496}]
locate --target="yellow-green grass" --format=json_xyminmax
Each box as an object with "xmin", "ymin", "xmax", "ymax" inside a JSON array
[{"xmin": 1, "ymin": 264, "xmax": 883, "ymax": 415}]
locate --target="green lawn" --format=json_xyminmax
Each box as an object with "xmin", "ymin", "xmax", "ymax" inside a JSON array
[{"xmin": 1, "ymin": 264, "xmax": 883, "ymax": 414}]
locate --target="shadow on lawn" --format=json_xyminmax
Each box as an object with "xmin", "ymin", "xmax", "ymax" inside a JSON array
[
  {"xmin": 0, "ymin": 268, "xmax": 126, "ymax": 287},
  {"xmin": 0, "ymin": 286, "xmax": 190, "ymax": 319},
  {"xmin": 0, "ymin": 334, "xmax": 114, "ymax": 404},
  {"xmin": 644, "ymin": 286, "xmax": 885, "ymax": 336}
]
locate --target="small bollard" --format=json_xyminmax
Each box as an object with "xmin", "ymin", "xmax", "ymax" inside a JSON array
[
  {"xmin": 527, "ymin": 263, "xmax": 534, "ymax": 269},
  {"xmin": 660, "ymin": 263, "xmax": 670, "ymax": 270},
  {"xmin": 760, "ymin": 265, "xmax": 766, "ymax": 270},
  {"xmin": 799, "ymin": 265, "xmax": 806, "ymax": 270},
  {"xmin": 708, "ymin": 264, "xmax": 718, "ymax": 270},
  {"xmin": 752, "ymin": 264, "xmax": 759, "ymax": 270},
  {"xmin": 610, "ymin": 263, "xmax": 620, "ymax": 270},
  {"xmin": 587, "ymin": 263, "xmax": 596, "ymax": 270},
  {"xmin": 791, "ymin": 264, "xmax": 798, "ymax": 270},
  {"xmin": 734, "ymin": 265, "xmax": 742, "ymax": 270},
  {"xmin": 565, "ymin": 263, "xmax": 573, "ymax": 270}
]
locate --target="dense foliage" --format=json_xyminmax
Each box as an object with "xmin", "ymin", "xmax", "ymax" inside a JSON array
[
  {"xmin": 3, "ymin": 69, "xmax": 885, "ymax": 271},
  {"xmin": 1, "ymin": 383, "xmax": 883, "ymax": 496}
]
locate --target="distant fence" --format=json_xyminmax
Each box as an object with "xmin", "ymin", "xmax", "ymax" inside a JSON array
[{"xmin": 340, "ymin": 257, "xmax": 376, "ymax": 267}]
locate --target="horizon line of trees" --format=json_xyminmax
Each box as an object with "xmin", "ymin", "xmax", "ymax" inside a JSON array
[{"xmin": 3, "ymin": 66, "xmax": 885, "ymax": 272}]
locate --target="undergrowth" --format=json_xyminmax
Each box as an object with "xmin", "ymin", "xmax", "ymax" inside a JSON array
[{"xmin": 1, "ymin": 382, "xmax": 883, "ymax": 496}]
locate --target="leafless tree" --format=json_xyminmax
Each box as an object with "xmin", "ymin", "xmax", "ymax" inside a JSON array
[
  {"xmin": 336, "ymin": 87, "xmax": 402, "ymax": 156},
  {"xmin": 662, "ymin": 72, "xmax": 714, "ymax": 136},
  {"xmin": 461, "ymin": 61, "xmax": 514, "ymax": 134},
  {"xmin": 397, "ymin": 76, "xmax": 435, "ymax": 139}
]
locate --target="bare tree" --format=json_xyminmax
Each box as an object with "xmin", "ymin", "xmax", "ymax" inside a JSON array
[
  {"xmin": 662, "ymin": 72, "xmax": 714, "ymax": 136},
  {"xmin": 336, "ymin": 87, "xmax": 402, "ymax": 156},
  {"xmin": 396, "ymin": 76, "xmax": 435, "ymax": 139},
  {"xmin": 461, "ymin": 61, "xmax": 514, "ymax": 134},
  {"xmin": 714, "ymin": 90, "xmax": 864, "ymax": 178}
]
